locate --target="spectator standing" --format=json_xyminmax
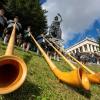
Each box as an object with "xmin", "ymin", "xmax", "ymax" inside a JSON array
[
  {"xmin": 4, "ymin": 16, "xmax": 22, "ymax": 44},
  {"xmin": 0, "ymin": 9, "xmax": 7, "ymax": 38},
  {"xmin": 17, "ymin": 33, "xmax": 23, "ymax": 46},
  {"xmin": 36, "ymin": 34, "xmax": 45, "ymax": 55},
  {"xmin": 23, "ymin": 26, "xmax": 31, "ymax": 52}
]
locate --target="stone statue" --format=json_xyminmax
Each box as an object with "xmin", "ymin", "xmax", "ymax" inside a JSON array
[{"xmin": 49, "ymin": 13, "xmax": 62, "ymax": 39}]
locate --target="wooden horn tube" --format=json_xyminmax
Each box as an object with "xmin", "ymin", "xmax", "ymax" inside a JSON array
[
  {"xmin": 87, "ymin": 73, "xmax": 100, "ymax": 84},
  {"xmin": 67, "ymin": 54, "xmax": 100, "ymax": 84},
  {"xmin": 0, "ymin": 56, "xmax": 27, "ymax": 94},
  {"xmin": 0, "ymin": 24, "xmax": 27, "ymax": 94},
  {"xmin": 30, "ymin": 34, "xmax": 90, "ymax": 91},
  {"xmin": 43, "ymin": 36, "xmax": 77, "ymax": 69},
  {"xmin": 46, "ymin": 36, "xmax": 100, "ymax": 84},
  {"xmin": 43, "ymin": 36, "xmax": 90, "ymax": 88}
]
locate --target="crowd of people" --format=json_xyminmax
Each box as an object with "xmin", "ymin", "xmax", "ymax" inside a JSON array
[
  {"xmin": 71, "ymin": 50, "xmax": 97, "ymax": 64},
  {"xmin": 0, "ymin": 8, "xmax": 32, "ymax": 52},
  {"xmin": 0, "ymin": 8, "xmax": 61, "ymax": 61}
]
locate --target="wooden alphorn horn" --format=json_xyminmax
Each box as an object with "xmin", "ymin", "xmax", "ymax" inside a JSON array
[
  {"xmin": 44, "ymin": 36, "xmax": 100, "ymax": 84},
  {"xmin": 30, "ymin": 33, "xmax": 90, "ymax": 91},
  {"xmin": 0, "ymin": 23, "xmax": 27, "ymax": 94}
]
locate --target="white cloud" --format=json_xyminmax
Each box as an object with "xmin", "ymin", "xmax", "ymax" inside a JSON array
[{"xmin": 42, "ymin": 0, "xmax": 100, "ymax": 43}]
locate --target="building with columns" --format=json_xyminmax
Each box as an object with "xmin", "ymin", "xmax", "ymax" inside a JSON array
[
  {"xmin": 66, "ymin": 37, "xmax": 100, "ymax": 64},
  {"xmin": 66, "ymin": 37, "xmax": 99, "ymax": 54}
]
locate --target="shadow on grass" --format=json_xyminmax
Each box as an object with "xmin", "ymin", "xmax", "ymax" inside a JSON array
[
  {"xmin": 23, "ymin": 54, "xmax": 33, "ymax": 64},
  {"xmin": 61, "ymin": 82, "xmax": 91, "ymax": 99},
  {"xmin": 0, "ymin": 42, "xmax": 6, "ymax": 50},
  {"xmin": 15, "ymin": 46, "xmax": 23, "ymax": 52},
  {"xmin": 72, "ymin": 87, "xmax": 91, "ymax": 99},
  {"xmin": 3, "ymin": 80, "xmax": 42, "ymax": 100},
  {"xmin": 1, "ymin": 46, "xmax": 6, "ymax": 51}
]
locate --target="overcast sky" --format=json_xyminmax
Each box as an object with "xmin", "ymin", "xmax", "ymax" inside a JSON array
[{"xmin": 42, "ymin": 0, "xmax": 100, "ymax": 46}]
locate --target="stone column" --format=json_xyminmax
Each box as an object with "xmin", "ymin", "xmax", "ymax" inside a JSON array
[
  {"xmin": 74, "ymin": 49, "xmax": 76, "ymax": 53},
  {"xmin": 78, "ymin": 48, "xmax": 80, "ymax": 52},
  {"xmin": 82, "ymin": 45, "xmax": 85, "ymax": 52},
  {"xmin": 97, "ymin": 47, "xmax": 99, "ymax": 51},
  {"xmin": 87, "ymin": 44, "xmax": 90, "ymax": 52},
  {"xmin": 90, "ymin": 45, "xmax": 94, "ymax": 52},
  {"xmin": 94, "ymin": 46, "xmax": 97, "ymax": 51},
  {"xmin": 97, "ymin": 58, "xmax": 100, "ymax": 64},
  {"xmin": 71, "ymin": 51, "xmax": 74, "ymax": 54}
]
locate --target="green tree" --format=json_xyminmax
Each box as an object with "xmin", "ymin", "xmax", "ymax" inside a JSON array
[
  {"xmin": 0, "ymin": 0, "xmax": 6, "ymax": 9},
  {"xmin": 5, "ymin": 0, "xmax": 47, "ymax": 36}
]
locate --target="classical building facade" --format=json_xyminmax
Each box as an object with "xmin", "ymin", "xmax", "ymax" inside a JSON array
[
  {"xmin": 66, "ymin": 37, "xmax": 100, "ymax": 64},
  {"xmin": 66, "ymin": 37, "xmax": 99, "ymax": 54}
]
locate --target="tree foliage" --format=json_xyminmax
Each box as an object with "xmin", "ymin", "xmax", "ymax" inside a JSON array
[
  {"xmin": 0, "ymin": 0, "xmax": 6, "ymax": 9},
  {"xmin": 5, "ymin": 0, "xmax": 47, "ymax": 37}
]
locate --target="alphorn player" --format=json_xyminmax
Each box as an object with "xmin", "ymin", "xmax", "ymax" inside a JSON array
[{"xmin": 4, "ymin": 16, "xmax": 22, "ymax": 44}]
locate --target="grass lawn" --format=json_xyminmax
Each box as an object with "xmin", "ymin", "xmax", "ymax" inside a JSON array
[{"xmin": 0, "ymin": 40, "xmax": 100, "ymax": 100}]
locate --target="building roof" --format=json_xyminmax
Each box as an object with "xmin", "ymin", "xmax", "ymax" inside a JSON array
[{"xmin": 66, "ymin": 37, "xmax": 97, "ymax": 51}]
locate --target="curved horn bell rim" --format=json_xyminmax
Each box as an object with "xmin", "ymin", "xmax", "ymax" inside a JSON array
[
  {"xmin": 31, "ymin": 34, "xmax": 90, "ymax": 91},
  {"xmin": 0, "ymin": 55, "xmax": 27, "ymax": 94},
  {"xmin": 44, "ymin": 37, "xmax": 100, "ymax": 85},
  {"xmin": 67, "ymin": 54, "xmax": 100, "ymax": 84},
  {"xmin": 87, "ymin": 72, "xmax": 100, "ymax": 84},
  {"xmin": 52, "ymin": 67, "xmax": 90, "ymax": 91}
]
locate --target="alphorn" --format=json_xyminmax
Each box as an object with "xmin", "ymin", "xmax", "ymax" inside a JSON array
[
  {"xmin": 67, "ymin": 53, "xmax": 100, "ymax": 84},
  {"xmin": 30, "ymin": 33, "xmax": 90, "ymax": 91},
  {"xmin": 0, "ymin": 23, "xmax": 27, "ymax": 94},
  {"xmin": 43, "ymin": 36, "xmax": 100, "ymax": 84}
]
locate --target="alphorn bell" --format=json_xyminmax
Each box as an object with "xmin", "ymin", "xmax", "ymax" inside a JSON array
[
  {"xmin": 67, "ymin": 53, "xmax": 100, "ymax": 84},
  {"xmin": 45, "ymin": 36, "xmax": 100, "ymax": 84},
  {"xmin": 30, "ymin": 33, "xmax": 90, "ymax": 91},
  {"xmin": 0, "ymin": 23, "xmax": 27, "ymax": 94}
]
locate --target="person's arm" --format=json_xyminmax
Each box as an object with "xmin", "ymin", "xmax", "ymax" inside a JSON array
[
  {"xmin": 18, "ymin": 23, "xmax": 22, "ymax": 29},
  {"xmin": 57, "ymin": 13, "xmax": 62, "ymax": 23},
  {"xmin": 16, "ymin": 23, "xmax": 22, "ymax": 33},
  {"xmin": 7, "ymin": 20, "xmax": 14, "ymax": 24}
]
